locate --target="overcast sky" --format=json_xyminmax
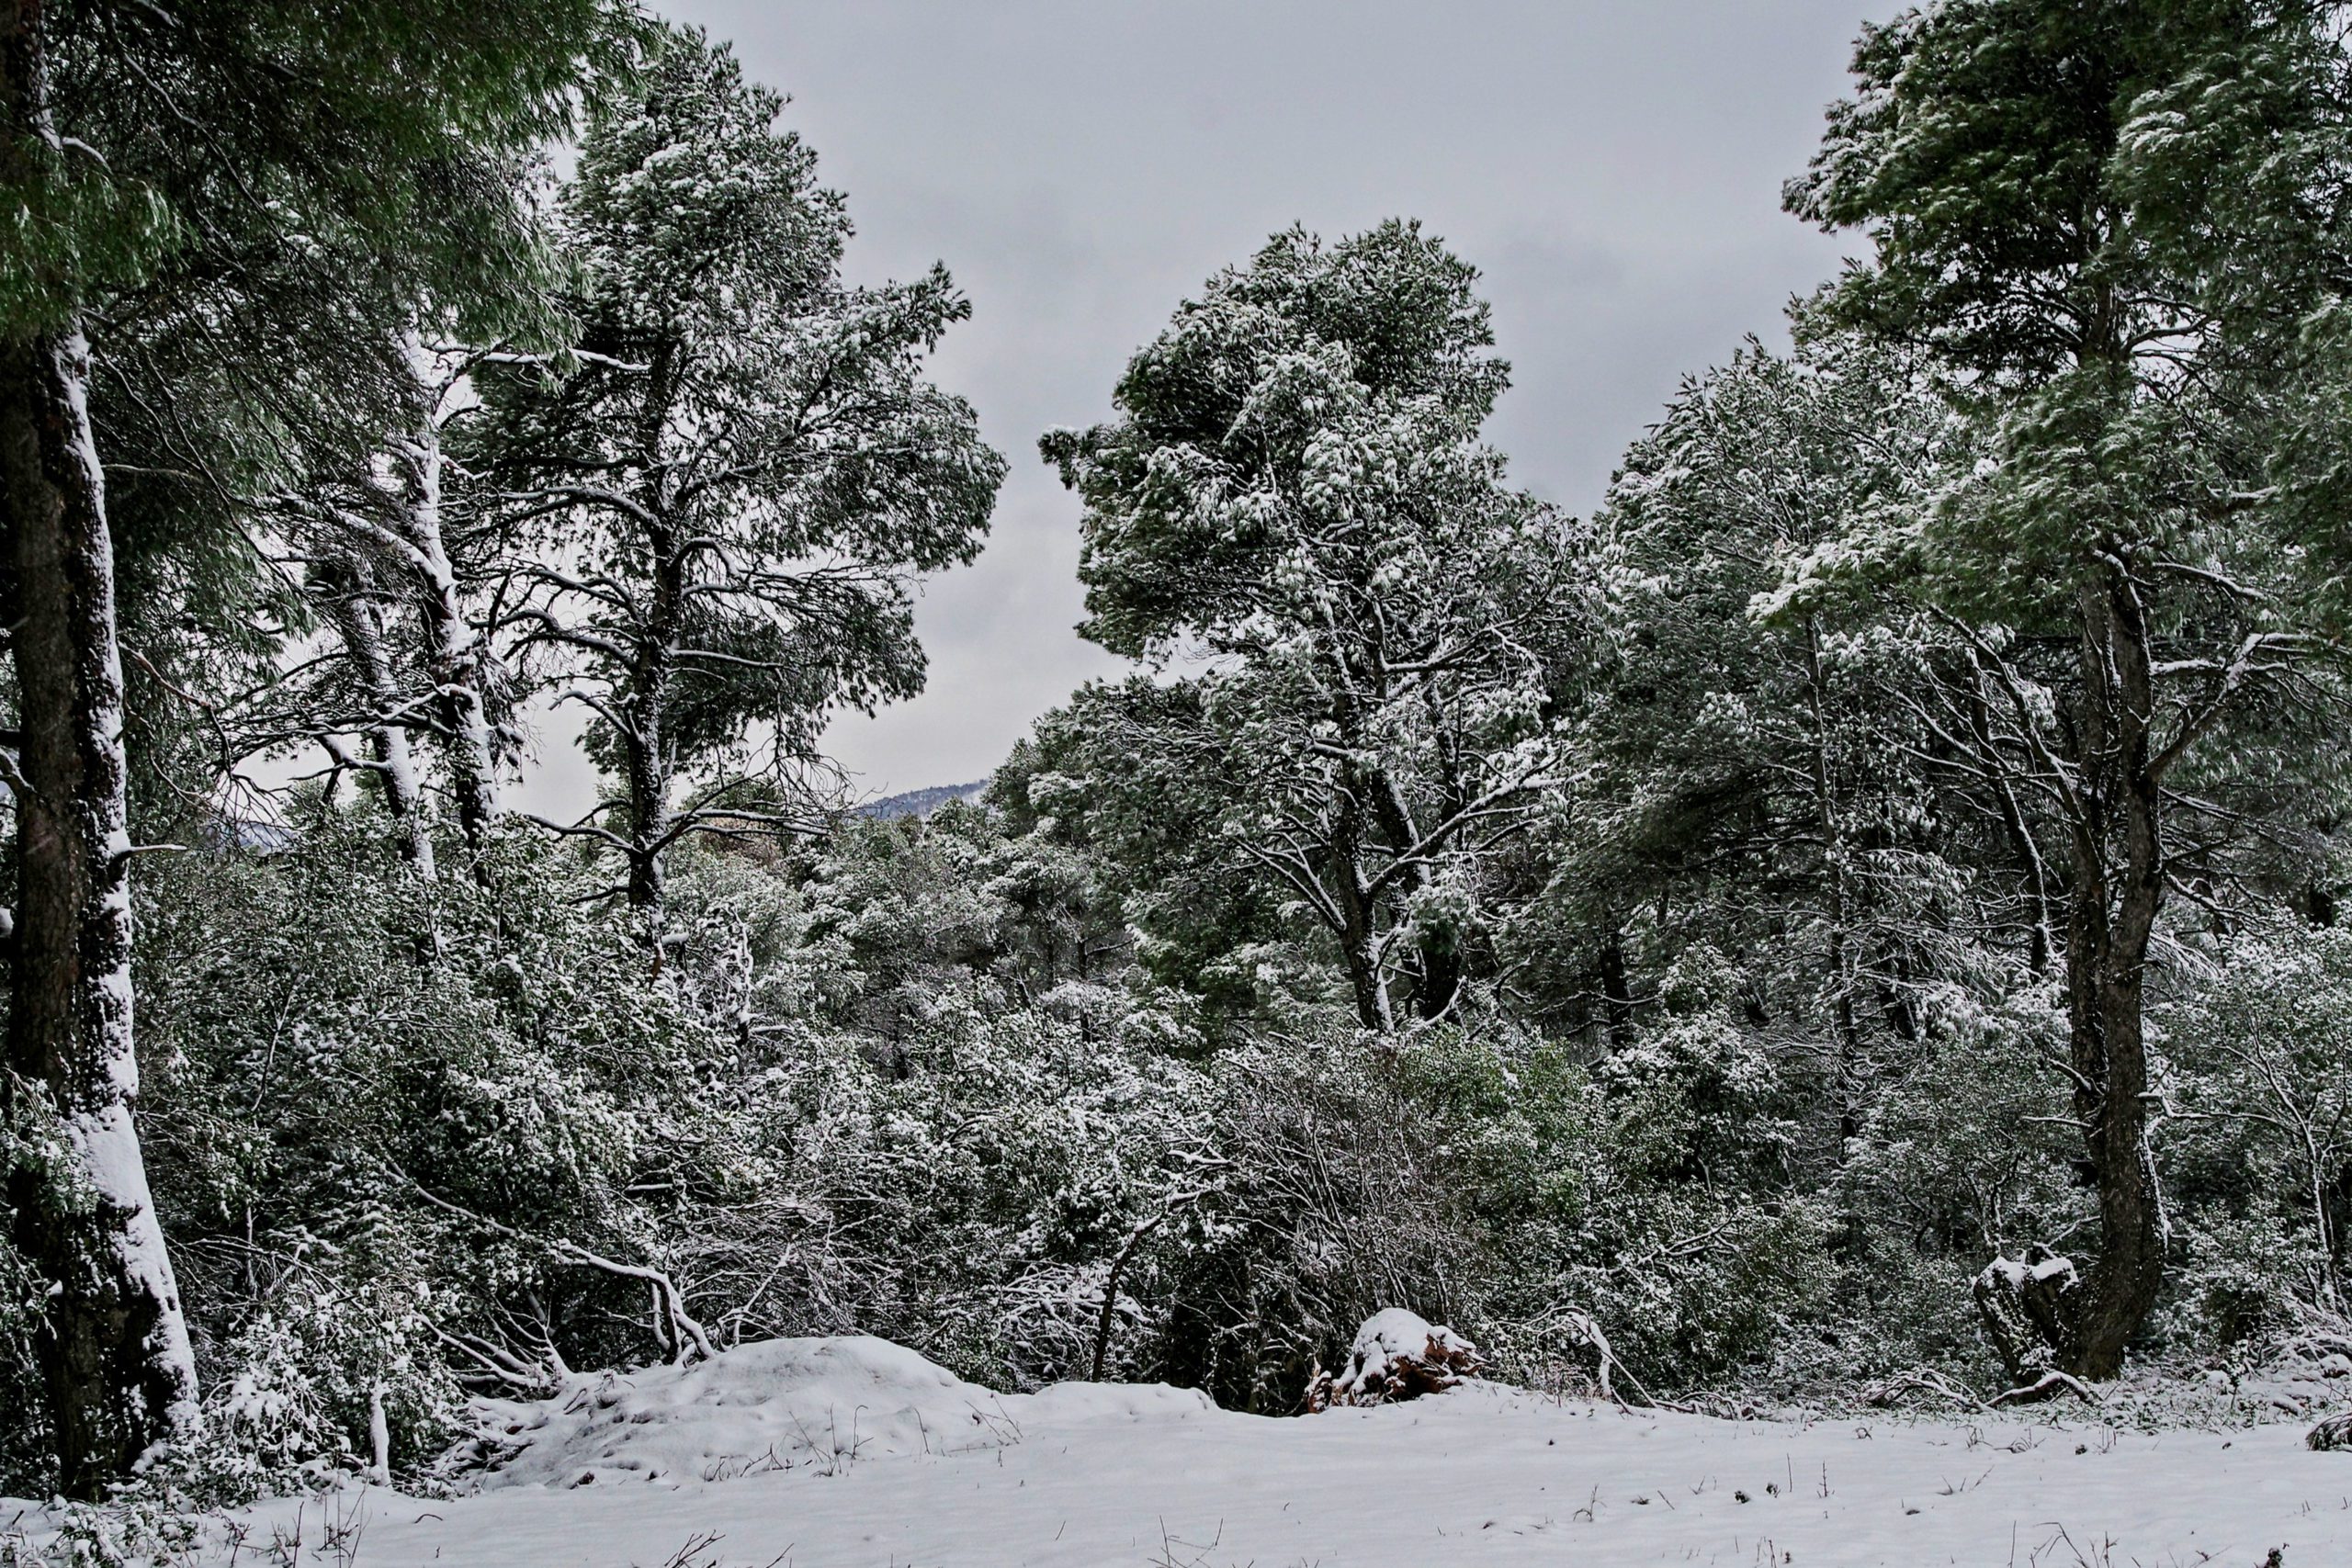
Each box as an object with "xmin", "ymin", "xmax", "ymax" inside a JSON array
[{"xmin": 550, "ymin": 2, "xmax": 1890, "ymax": 805}]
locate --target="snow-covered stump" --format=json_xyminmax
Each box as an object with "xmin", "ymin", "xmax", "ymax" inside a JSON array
[
  {"xmin": 1973, "ymin": 1244, "xmax": 2096, "ymax": 1404},
  {"xmin": 1306, "ymin": 1310, "xmax": 1483, "ymax": 1412}
]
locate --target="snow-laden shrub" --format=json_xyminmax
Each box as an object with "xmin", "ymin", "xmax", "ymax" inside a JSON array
[
  {"xmin": 1155, "ymin": 1032, "xmax": 1472, "ymax": 1412},
  {"xmin": 662, "ymin": 978, "xmax": 1216, "ymax": 1392},
  {"xmin": 1159, "ymin": 1019, "xmax": 1834, "ymax": 1412},
  {"xmin": 1826, "ymin": 987, "xmax": 2083, "ymax": 1389},
  {"xmin": 2160, "ymin": 922, "xmax": 2352, "ymax": 1359},
  {"xmin": 203, "ymin": 1258, "xmax": 460, "ymax": 1485},
  {"xmin": 15, "ymin": 774, "xmax": 2167, "ymax": 1504},
  {"xmin": 109, "ymin": 796, "xmax": 1217, "ymax": 1495},
  {"xmin": 0, "ymin": 1081, "xmax": 62, "ymax": 1494},
  {"xmin": 1478, "ymin": 1009, "xmax": 1838, "ymax": 1394},
  {"xmin": 124, "ymin": 811, "xmax": 721, "ymax": 1486}
]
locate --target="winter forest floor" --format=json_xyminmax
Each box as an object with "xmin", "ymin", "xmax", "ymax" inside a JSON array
[{"xmin": 14, "ymin": 1338, "xmax": 2351, "ymax": 1568}]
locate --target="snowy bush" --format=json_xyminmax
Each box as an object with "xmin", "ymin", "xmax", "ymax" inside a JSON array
[
  {"xmin": 21, "ymin": 750, "xmax": 2335, "ymax": 1505},
  {"xmin": 0, "ymin": 1083, "xmax": 63, "ymax": 1492},
  {"xmin": 662, "ymin": 982, "xmax": 1216, "ymax": 1392},
  {"xmin": 14, "ymin": 800, "xmax": 1221, "ymax": 1493},
  {"xmin": 2161, "ymin": 923, "xmax": 2352, "ymax": 1356},
  {"xmin": 1154, "ymin": 1018, "xmax": 1837, "ymax": 1412},
  {"xmin": 204, "ymin": 1260, "xmax": 460, "ymax": 1484}
]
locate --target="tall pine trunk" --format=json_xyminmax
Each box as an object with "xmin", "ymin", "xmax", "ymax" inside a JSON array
[
  {"xmin": 0, "ymin": 323, "xmax": 201, "ymax": 1496},
  {"xmin": 1367, "ymin": 763, "xmax": 1460, "ymax": 1021},
  {"xmin": 622, "ymin": 512, "xmax": 681, "ymax": 918},
  {"xmin": 1, "ymin": 0, "xmax": 198, "ymax": 1497},
  {"xmin": 2063, "ymin": 563, "xmax": 2166, "ymax": 1379},
  {"xmin": 618, "ymin": 355, "xmax": 680, "ymax": 922},
  {"xmin": 412, "ymin": 525, "xmax": 500, "ymax": 852},
  {"xmin": 623, "ymin": 697, "xmax": 670, "ymax": 915},
  {"xmin": 1326, "ymin": 785, "xmax": 1391, "ymax": 1032}
]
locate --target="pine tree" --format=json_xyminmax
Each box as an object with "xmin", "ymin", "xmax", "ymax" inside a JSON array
[
  {"xmin": 0, "ymin": 0, "xmax": 628, "ymax": 1496},
  {"xmin": 482, "ymin": 27, "xmax": 1003, "ymax": 918},
  {"xmin": 1566, "ymin": 326, "xmax": 1981, "ymax": 1100},
  {"xmin": 1044, "ymin": 222, "xmax": 1584, "ymax": 1031},
  {"xmin": 1789, "ymin": 0, "xmax": 2352, "ymax": 1381}
]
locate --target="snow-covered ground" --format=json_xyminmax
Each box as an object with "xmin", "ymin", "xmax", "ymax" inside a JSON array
[{"xmin": 16, "ymin": 1337, "xmax": 2352, "ymax": 1566}]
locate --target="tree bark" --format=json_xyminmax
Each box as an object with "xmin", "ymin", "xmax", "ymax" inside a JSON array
[
  {"xmin": 1362, "ymin": 761, "xmax": 1460, "ymax": 1021},
  {"xmin": 624, "ymin": 711, "xmax": 669, "ymax": 915},
  {"xmin": 1599, "ymin": 928, "xmax": 1634, "ymax": 1052},
  {"xmin": 0, "ymin": 324, "xmax": 202, "ymax": 1496},
  {"xmin": 622, "ymin": 514, "xmax": 680, "ymax": 918},
  {"xmin": 1327, "ymin": 785, "xmax": 1391, "ymax": 1032},
  {"xmin": 317, "ymin": 551, "xmax": 435, "ymax": 876},
  {"xmin": 2063, "ymin": 563, "xmax": 2166, "ymax": 1379},
  {"xmin": 618, "ymin": 346, "xmax": 682, "ymax": 922},
  {"xmin": 393, "ymin": 333, "xmax": 502, "ymax": 852},
  {"xmin": 1, "ymin": 0, "xmax": 199, "ymax": 1497}
]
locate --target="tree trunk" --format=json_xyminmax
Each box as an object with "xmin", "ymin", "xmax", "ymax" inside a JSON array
[
  {"xmin": 0, "ymin": 326, "xmax": 202, "ymax": 1497},
  {"xmin": 1327, "ymin": 788, "xmax": 1391, "ymax": 1032},
  {"xmin": 1363, "ymin": 765, "xmax": 1460, "ymax": 1021},
  {"xmin": 2063, "ymin": 565, "xmax": 2167, "ymax": 1379},
  {"xmin": 394, "ymin": 333, "xmax": 502, "ymax": 852},
  {"xmin": 318, "ymin": 552, "xmax": 434, "ymax": 876},
  {"xmin": 623, "ymin": 519, "xmax": 681, "ymax": 919},
  {"xmin": 1599, "ymin": 928, "xmax": 1634, "ymax": 1051},
  {"xmin": 625, "ymin": 728, "xmax": 669, "ymax": 915},
  {"xmin": 1973, "ymin": 1244, "xmax": 2082, "ymax": 1388}
]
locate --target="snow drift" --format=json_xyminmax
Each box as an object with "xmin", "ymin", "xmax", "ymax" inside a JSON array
[{"xmin": 460, "ymin": 1336, "xmax": 1212, "ymax": 1489}]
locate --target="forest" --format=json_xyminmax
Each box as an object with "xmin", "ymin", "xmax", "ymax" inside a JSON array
[{"xmin": 8, "ymin": 0, "xmax": 2352, "ymax": 1560}]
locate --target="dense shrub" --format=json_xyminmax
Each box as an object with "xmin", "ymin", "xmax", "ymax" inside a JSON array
[{"xmin": 12, "ymin": 788, "xmax": 2348, "ymax": 1498}]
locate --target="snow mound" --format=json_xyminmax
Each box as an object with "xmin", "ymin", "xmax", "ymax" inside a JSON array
[
  {"xmin": 463, "ymin": 1336, "xmax": 1212, "ymax": 1490},
  {"xmin": 1309, "ymin": 1307, "xmax": 1483, "ymax": 1410}
]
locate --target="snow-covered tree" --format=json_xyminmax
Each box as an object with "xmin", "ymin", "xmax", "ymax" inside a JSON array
[
  {"xmin": 1042, "ymin": 222, "xmax": 1584, "ymax": 1031},
  {"xmin": 1789, "ymin": 0, "xmax": 2352, "ymax": 1379},
  {"xmin": 1561, "ymin": 325, "xmax": 1987, "ymax": 1127},
  {"xmin": 261, "ymin": 332, "xmax": 532, "ymax": 875},
  {"xmin": 482, "ymin": 28, "xmax": 1003, "ymax": 915},
  {"xmin": 2164, "ymin": 920, "xmax": 2352, "ymax": 1331},
  {"xmin": 0, "ymin": 0, "xmax": 628, "ymax": 1495}
]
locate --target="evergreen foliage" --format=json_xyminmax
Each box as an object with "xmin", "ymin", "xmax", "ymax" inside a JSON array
[
  {"xmin": 1042, "ymin": 223, "xmax": 1586, "ymax": 1031},
  {"xmin": 480, "ymin": 27, "xmax": 1003, "ymax": 912},
  {"xmin": 10, "ymin": 0, "xmax": 2352, "ymax": 1509}
]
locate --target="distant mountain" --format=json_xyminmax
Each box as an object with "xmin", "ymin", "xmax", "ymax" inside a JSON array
[
  {"xmin": 223, "ymin": 818, "xmax": 300, "ymax": 852},
  {"xmin": 854, "ymin": 780, "xmax": 989, "ymax": 820},
  {"xmin": 195, "ymin": 816, "xmax": 298, "ymax": 854}
]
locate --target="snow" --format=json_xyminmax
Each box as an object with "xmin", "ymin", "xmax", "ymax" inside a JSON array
[
  {"xmin": 1347, "ymin": 1306, "xmax": 1474, "ymax": 1371},
  {"xmin": 16, "ymin": 1337, "xmax": 2352, "ymax": 1564},
  {"xmin": 1982, "ymin": 1253, "xmax": 2078, "ymax": 1294},
  {"xmin": 462, "ymin": 1336, "xmax": 1211, "ymax": 1489}
]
